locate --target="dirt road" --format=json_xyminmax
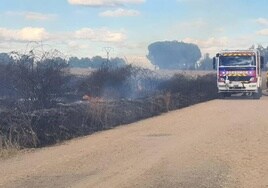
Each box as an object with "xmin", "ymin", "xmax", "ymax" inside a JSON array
[{"xmin": 0, "ymin": 97, "xmax": 268, "ymax": 188}]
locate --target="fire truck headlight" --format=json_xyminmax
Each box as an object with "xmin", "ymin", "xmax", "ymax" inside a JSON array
[
  {"xmin": 218, "ymin": 77, "xmax": 225, "ymax": 82},
  {"xmin": 249, "ymin": 77, "xmax": 257, "ymax": 82}
]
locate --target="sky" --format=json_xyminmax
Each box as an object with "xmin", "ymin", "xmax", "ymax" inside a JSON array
[{"xmin": 1, "ymin": 0, "xmax": 268, "ymax": 67}]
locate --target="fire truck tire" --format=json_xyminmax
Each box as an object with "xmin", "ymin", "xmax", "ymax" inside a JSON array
[
  {"xmin": 253, "ymin": 88, "xmax": 262, "ymax": 99},
  {"xmin": 224, "ymin": 93, "xmax": 231, "ymax": 97},
  {"xmin": 218, "ymin": 92, "xmax": 231, "ymax": 99}
]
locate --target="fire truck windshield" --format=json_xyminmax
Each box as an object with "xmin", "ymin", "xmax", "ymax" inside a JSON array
[{"xmin": 219, "ymin": 56, "xmax": 256, "ymax": 67}]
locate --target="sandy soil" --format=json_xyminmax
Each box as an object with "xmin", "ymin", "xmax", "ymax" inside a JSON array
[{"xmin": 0, "ymin": 97, "xmax": 267, "ymax": 188}]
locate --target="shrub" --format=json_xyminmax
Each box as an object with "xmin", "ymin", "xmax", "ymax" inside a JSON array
[
  {"xmin": 0, "ymin": 73, "xmax": 218, "ymax": 148},
  {"xmin": 0, "ymin": 51, "xmax": 70, "ymax": 110},
  {"xmin": 79, "ymin": 65, "xmax": 163, "ymax": 99},
  {"xmin": 158, "ymin": 73, "xmax": 217, "ymax": 96}
]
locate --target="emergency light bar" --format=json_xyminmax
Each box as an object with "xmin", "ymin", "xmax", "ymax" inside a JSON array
[{"xmin": 222, "ymin": 53, "xmax": 255, "ymax": 56}]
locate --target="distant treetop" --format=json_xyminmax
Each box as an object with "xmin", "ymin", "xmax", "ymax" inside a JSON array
[{"xmin": 147, "ymin": 41, "xmax": 201, "ymax": 70}]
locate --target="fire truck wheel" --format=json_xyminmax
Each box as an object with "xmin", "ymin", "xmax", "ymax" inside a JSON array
[
  {"xmin": 224, "ymin": 93, "xmax": 231, "ymax": 97},
  {"xmin": 253, "ymin": 88, "xmax": 262, "ymax": 99},
  {"xmin": 218, "ymin": 92, "xmax": 231, "ymax": 99}
]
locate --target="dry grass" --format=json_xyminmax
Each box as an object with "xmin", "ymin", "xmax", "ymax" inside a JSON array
[
  {"xmin": 0, "ymin": 146, "xmax": 19, "ymax": 160},
  {"xmin": 0, "ymin": 135, "xmax": 20, "ymax": 159}
]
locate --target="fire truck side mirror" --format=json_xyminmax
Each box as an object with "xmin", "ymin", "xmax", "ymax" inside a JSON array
[
  {"xmin": 260, "ymin": 56, "xmax": 264, "ymax": 69},
  {"xmin": 213, "ymin": 57, "xmax": 216, "ymax": 70}
]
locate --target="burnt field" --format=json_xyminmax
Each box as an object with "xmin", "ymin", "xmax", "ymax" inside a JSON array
[{"xmin": 0, "ymin": 52, "xmax": 218, "ymax": 149}]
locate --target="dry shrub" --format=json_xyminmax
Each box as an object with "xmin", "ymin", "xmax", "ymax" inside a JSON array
[
  {"xmin": 79, "ymin": 65, "xmax": 163, "ymax": 100},
  {"xmin": 158, "ymin": 73, "xmax": 217, "ymax": 110},
  {"xmin": 0, "ymin": 51, "xmax": 70, "ymax": 110},
  {"xmin": 0, "ymin": 97, "xmax": 169, "ymax": 148},
  {"xmin": 0, "ymin": 110, "xmax": 38, "ymax": 148},
  {"xmin": 0, "ymin": 73, "xmax": 218, "ymax": 148},
  {"xmin": 0, "ymin": 127, "xmax": 20, "ymax": 159},
  {"xmin": 79, "ymin": 65, "xmax": 133, "ymax": 99}
]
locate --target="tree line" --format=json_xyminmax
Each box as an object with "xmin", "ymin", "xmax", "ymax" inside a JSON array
[{"xmin": 1, "ymin": 42, "xmax": 268, "ymax": 71}]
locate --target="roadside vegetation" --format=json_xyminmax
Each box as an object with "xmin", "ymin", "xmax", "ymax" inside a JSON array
[
  {"xmin": 0, "ymin": 145, "xmax": 19, "ymax": 159},
  {"xmin": 0, "ymin": 50, "xmax": 217, "ymax": 155}
]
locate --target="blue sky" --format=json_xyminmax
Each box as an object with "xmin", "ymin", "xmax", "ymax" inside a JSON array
[{"xmin": 1, "ymin": 0, "xmax": 268, "ymax": 67}]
